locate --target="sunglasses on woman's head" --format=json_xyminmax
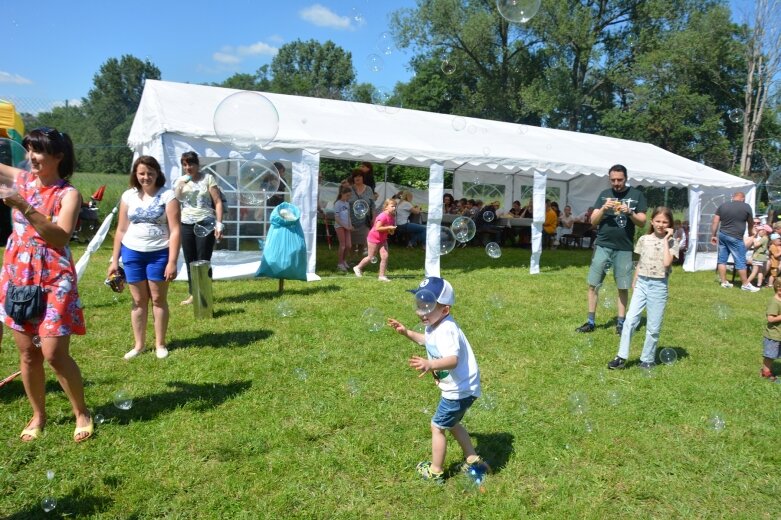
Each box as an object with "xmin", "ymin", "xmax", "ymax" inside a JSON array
[{"xmin": 33, "ymin": 127, "xmax": 63, "ymax": 140}]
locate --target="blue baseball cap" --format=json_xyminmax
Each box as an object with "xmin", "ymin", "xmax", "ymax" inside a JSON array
[{"xmin": 407, "ymin": 276, "xmax": 455, "ymax": 306}]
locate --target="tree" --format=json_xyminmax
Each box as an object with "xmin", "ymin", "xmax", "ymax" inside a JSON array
[
  {"xmin": 81, "ymin": 55, "xmax": 161, "ymax": 173},
  {"xmin": 739, "ymin": 0, "xmax": 781, "ymax": 178},
  {"xmin": 600, "ymin": 4, "xmax": 743, "ymax": 170},
  {"xmin": 269, "ymin": 40, "xmax": 355, "ymax": 99}
]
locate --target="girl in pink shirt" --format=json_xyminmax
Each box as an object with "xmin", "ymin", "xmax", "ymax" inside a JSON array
[{"xmin": 354, "ymin": 198, "xmax": 397, "ymax": 282}]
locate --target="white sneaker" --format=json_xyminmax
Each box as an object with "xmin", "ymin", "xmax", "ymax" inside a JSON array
[
  {"xmin": 378, "ymin": 276, "xmax": 390, "ymax": 282},
  {"xmin": 720, "ymin": 281, "xmax": 733, "ymax": 288},
  {"xmin": 155, "ymin": 346, "xmax": 169, "ymax": 359},
  {"xmin": 123, "ymin": 348, "xmax": 145, "ymax": 360},
  {"xmin": 353, "ymin": 266, "xmax": 362, "ymax": 277},
  {"xmin": 741, "ymin": 284, "xmax": 760, "ymax": 292}
]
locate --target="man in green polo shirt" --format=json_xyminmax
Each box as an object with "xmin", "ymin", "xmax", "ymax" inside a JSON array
[{"xmin": 576, "ymin": 165, "xmax": 648, "ymax": 334}]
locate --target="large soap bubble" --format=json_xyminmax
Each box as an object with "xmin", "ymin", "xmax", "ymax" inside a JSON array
[
  {"xmin": 451, "ymin": 216, "xmax": 476, "ymax": 243},
  {"xmin": 239, "ymin": 159, "xmax": 280, "ymax": 202},
  {"xmin": 415, "ymin": 289, "xmax": 437, "ymax": 314},
  {"xmin": 485, "ymin": 242, "xmax": 502, "ymax": 259},
  {"xmin": 213, "ymin": 91, "xmax": 279, "ymax": 151},
  {"xmin": 766, "ymin": 167, "xmax": 781, "ymax": 206},
  {"xmin": 496, "ymin": 0, "xmax": 541, "ymax": 23},
  {"xmin": 439, "ymin": 226, "xmax": 457, "ymax": 255}
]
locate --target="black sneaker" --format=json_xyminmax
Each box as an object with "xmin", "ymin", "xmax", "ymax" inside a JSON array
[
  {"xmin": 616, "ymin": 323, "xmax": 624, "ymax": 335},
  {"xmin": 576, "ymin": 322, "xmax": 595, "ymax": 333},
  {"xmin": 638, "ymin": 361, "xmax": 656, "ymax": 370},
  {"xmin": 607, "ymin": 356, "xmax": 626, "ymax": 370}
]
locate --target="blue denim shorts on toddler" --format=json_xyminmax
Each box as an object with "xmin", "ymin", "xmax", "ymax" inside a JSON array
[
  {"xmin": 431, "ymin": 395, "xmax": 477, "ymax": 429},
  {"xmin": 121, "ymin": 245, "xmax": 170, "ymax": 283},
  {"xmin": 763, "ymin": 337, "xmax": 781, "ymax": 359}
]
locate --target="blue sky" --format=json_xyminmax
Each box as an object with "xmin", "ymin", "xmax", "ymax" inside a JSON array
[{"xmin": 0, "ymin": 0, "xmax": 754, "ymax": 110}]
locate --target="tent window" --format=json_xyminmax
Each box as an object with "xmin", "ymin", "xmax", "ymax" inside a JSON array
[{"xmin": 200, "ymin": 158, "xmax": 292, "ymax": 251}]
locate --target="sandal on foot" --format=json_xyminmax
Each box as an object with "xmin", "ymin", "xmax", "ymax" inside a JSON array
[
  {"xmin": 74, "ymin": 416, "xmax": 94, "ymax": 443},
  {"xmin": 20, "ymin": 418, "xmax": 45, "ymax": 442}
]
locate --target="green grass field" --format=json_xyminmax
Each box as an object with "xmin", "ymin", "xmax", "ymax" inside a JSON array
[{"xmin": 1, "ymin": 180, "xmax": 779, "ymax": 518}]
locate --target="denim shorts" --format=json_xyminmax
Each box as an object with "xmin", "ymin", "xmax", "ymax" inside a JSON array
[
  {"xmin": 587, "ymin": 246, "xmax": 634, "ymax": 290},
  {"xmin": 763, "ymin": 337, "xmax": 781, "ymax": 359},
  {"xmin": 431, "ymin": 395, "xmax": 477, "ymax": 430},
  {"xmin": 717, "ymin": 232, "xmax": 747, "ymax": 270},
  {"xmin": 121, "ymin": 245, "xmax": 169, "ymax": 283}
]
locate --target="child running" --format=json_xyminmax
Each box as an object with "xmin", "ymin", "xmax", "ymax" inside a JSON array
[
  {"xmin": 761, "ymin": 278, "xmax": 781, "ymax": 382},
  {"xmin": 607, "ymin": 206, "xmax": 680, "ymax": 370},
  {"xmin": 387, "ymin": 277, "xmax": 488, "ymax": 483},
  {"xmin": 333, "ymin": 186, "xmax": 354, "ymax": 271},
  {"xmin": 353, "ymin": 198, "xmax": 397, "ymax": 282}
]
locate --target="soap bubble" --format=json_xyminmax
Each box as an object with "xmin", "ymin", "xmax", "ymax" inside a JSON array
[
  {"xmin": 366, "ymin": 54, "xmax": 384, "ymax": 73},
  {"xmin": 583, "ymin": 419, "xmax": 594, "ymax": 434},
  {"xmin": 377, "ymin": 32, "xmax": 393, "ymax": 55},
  {"xmin": 451, "ymin": 216, "xmax": 476, "ymax": 243},
  {"xmin": 257, "ymin": 238, "xmax": 265, "ymax": 251},
  {"xmin": 727, "ymin": 108, "xmax": 744, "ymax": 123},
  {"xmin": 659, "ymin": 347, "xmax": 678, "ymax": 365},
  {"xmin": 439, "ymin": 226, "xmax": 457, "ymax": 255},
  {"xmin": 353, "ymin": 200, "xmax": 369, "ymax": 219},
  {"xmin": 213, "ymin": 91, "xmax": 279, "ymax": 151},
  {"xmin": 351, "ymin": 6, "xmax": 364, "ymax": 23},
  {"xmin": 32, "ymin": 335, "xmax": 42, "ymax": 348},
  {"xmin": 568, "ymin": 392, "xmax": 588, "ymax": 415},
  {"xmin": 415, "ymin": 289, "xmax": 438, "ymax": 314},
  {"xmin": 571, "ymin": 348, "xmax": 584, "ymax": 364},
  {"xmin": 362, "ymin": 307, "xmax": 384, "ymax": 332},
  {"xmin": 441, "ymin": 60, "xmax": 456, "ymax": 75},
  {"xmin": 496, "ymin": 0, "xmax": 541, "ymax": 23},
  {"xmin": 487, "ymin": 294, "xmax": 504, "ymax": 309},
  {"xmin": 275, "ymin": 301, "xmax": 295, "ymax": 318},
  {"xmin": 483, "ymin": 210, "xmax": 496, "ymax": 223},
  {"xmin": 485, "ymin": 242, "xmax": 502, "ymax": 259},
  {"xmin": 452, "ymin": 117, "xmax": 467, "ymax": 132},
  {"xmin": 239, "ymin": 159, "xmax": 280, "ymax": 201},
  {"xmin": 94, "ymin": 414, "xmax": 105, "ymax": 425},
  {"xmin": 46, "ymin": 470, "xmax": 55, "ymax": 481},
  {"xmin": 294, "ymin": 368, "xmax": 308, "ymax": 381},
  {"xmin": 462, "ymin": 463, "xmax": 489, "ymax": 493},
  {"xmin": 766, "ymin": 168, "xmax": 781, "ymax": 205},
  {"xmin": 0, "ymin": 137, "xmax": 31, "ymax": 172},
  {"xmin": 194, "ymin": 219, "xmax": 216, "ymax": 238},
  {"xmin": 709, "ymin": 413, "xmax": 726, "ymax": 432},
  {"xmin": 413, "ymin": 322, "xmax": 426, "ymax": 335},
  {"xmin": 41, "ymin": 497, "xmax": 57, "ymax": 513},
  {"xmin": 607, "ymin": 390, "xmax": 620, "ymax": 406},
  {"xmin": 113, "ymin": 389, "xmax": 133, "ymax": 410},
  {"xmin": 479, "ymin": 393, "xmax": 496, "ymax": 410},
  {"xmin": 347, "ymin": 377, "xmax": 360, "ymax": 396},
  {"xmin": 370, "ymin": 256, "xmax": 378, "ymax": 264},
  {"xmin": 713, "ymin": 302, "xmax": 731, "ymax": 320}
]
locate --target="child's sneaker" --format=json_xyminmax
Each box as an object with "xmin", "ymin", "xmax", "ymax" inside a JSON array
[
  {"xmin": 415, "ymin": 461, "xmax": 444, "ymax": 483},
  {"xmin": 459, "ymin": 455, "xmax": 492, "ymax": 475},
  {"xmin": 353, "ymin": 266, "xmax": 363, "ymax": 277},
  {"xmin": 607, "ymin": 356, "xmax": 626, "ymax": 370}
]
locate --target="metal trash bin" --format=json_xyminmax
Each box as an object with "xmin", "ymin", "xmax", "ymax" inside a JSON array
[{"xmin": 190, "ymin": 260, "xmax": 213, "ymax": 319}]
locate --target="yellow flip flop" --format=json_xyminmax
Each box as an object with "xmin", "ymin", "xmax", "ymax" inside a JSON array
[
  {"xmin": 20, "ymin": 422, "xmax": 43, "ymax": 442},
  {"xmin": 74, "ymin": 416, "xmax": 94, "ymax": 443}
]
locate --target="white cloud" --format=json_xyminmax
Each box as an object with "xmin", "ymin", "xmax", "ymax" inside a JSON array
[
  {"xmin": 212, "ymin": 41, "xmax": 278, "ymax": 65},
  {"xmin": 212, "ymin": 51, "xmax": 241, "ymax": 65},
  {"xmin": 299, "ymin": 4, "xmax": 352, "ymax": 30},
  {"xmin": 267, "ymin": 34, "xmax": 285, "ymax": 44},
  {"xmin": 237, "ymin": 42, "xmax": 278, "ymax": 57},
  {"xmin": 0, "ymin": 71, "xmax": 33, "ymax": 85}
]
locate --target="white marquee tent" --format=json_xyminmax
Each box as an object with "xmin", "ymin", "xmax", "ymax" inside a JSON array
[{"xmin": 128, "ymin": 79, "xmax": 755, "ymax": 278}]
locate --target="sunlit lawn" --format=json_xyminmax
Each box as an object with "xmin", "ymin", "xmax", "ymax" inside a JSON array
[{"xmin": 1, "ymin": 233, "xmax": 778, "ymax": 518}]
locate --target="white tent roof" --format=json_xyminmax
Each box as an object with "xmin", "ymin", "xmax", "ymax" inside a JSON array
[{"xmin": 129, "ymin": 80, "xmax": 752, "ymax": 190}]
